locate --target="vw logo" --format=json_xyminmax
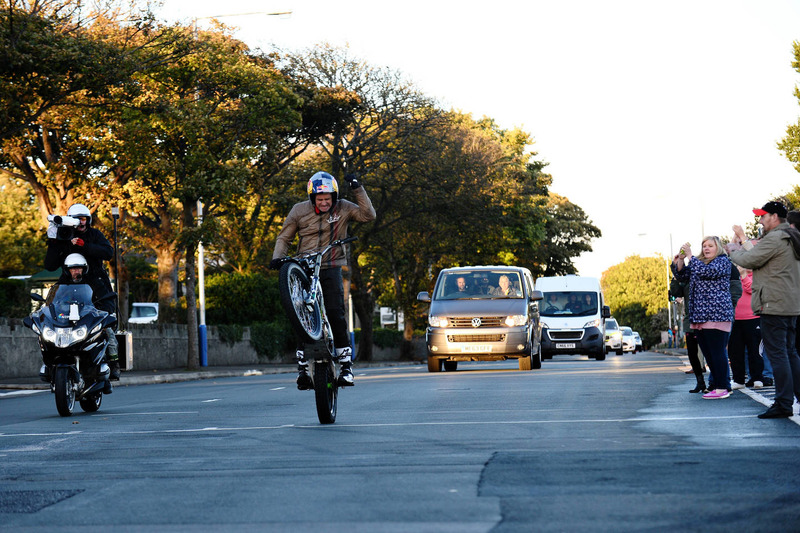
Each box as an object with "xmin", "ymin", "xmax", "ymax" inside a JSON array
[{"xmin": 471, "ymin": 317, "xmax": 482, "ymax": 328}]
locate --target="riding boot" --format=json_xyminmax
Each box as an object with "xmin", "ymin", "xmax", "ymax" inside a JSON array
[
  {"xmin": 336, "ymin": 347, "xmax": 354, "ymax": 387},
  {"xmin": 296, "ymin": 350, "xmax": 313, "ymax": 390},
  {"xmin": 106, "ymin": 328, "xmax": 120, "ymax": 380}
]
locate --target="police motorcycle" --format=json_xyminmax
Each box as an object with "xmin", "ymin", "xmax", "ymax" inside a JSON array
[{"xmin": 24, "ymin": 280, "xmax": 117, "ymax": 417}]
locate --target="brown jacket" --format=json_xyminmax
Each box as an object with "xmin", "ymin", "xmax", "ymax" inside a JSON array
[
  {"xmin": 272, "ymin": 187, "xmax": 376, "ymax": 268},
  {"xmin": 729, "ymin": 222, "xmax": 800, "ymax": 316}
]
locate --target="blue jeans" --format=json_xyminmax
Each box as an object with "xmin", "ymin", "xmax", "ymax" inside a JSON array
[
  {"xmin": 760, "ymin": 315, "xmax": 800, "ymax": 410},
  {"xmin": 696, "ymin": 328, "xmax": 731, "ymax": 391}
]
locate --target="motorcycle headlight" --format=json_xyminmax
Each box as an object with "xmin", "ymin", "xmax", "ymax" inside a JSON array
[
  {"xmin": 505, "ymin": 315, "xmax": 527, "ymax": 327},
  {"xmin": 71, "ymin": 325, "xmax": 88, "ymax": 342},
  {"xmin": 42, "ymin": 326, "xmax": 57, "ymax": 343},
  {"xmin": 428, "ymin": 315, "xmax": 449, "ymax": 328},
  {"xmin": 584, "ymin": 318, "xmax": 601, "ymax": 328}
]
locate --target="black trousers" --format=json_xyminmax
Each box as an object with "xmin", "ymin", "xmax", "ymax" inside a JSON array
[
  {"xmin": 296, "ymin": 267, "xmax": 350, "ymax": 351},
  {"xmin": 728, "ymin": 318, "xmax": 763, "ymax": 384}
]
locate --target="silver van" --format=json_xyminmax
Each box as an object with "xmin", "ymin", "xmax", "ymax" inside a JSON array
[{"xmin": 417, "ymin": 266, "xmax": 543, "ymax": 372}]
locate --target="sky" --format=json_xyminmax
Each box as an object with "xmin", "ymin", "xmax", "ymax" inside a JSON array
[{"xmin": 155, "ymin": 0, "xmax": 800, "ymax": 278}]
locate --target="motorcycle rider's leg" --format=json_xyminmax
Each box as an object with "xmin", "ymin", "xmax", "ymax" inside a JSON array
[
  {"xmin": 296, "ymin": 348, "xmax": 313, "ymax": 390},
  {"xmin": 320, "ymin": 268, "xmax": 354, "ymax": 386},
  {"xmin": 105, "ymin": 327, "xmax": 120, "ymax": 380}
]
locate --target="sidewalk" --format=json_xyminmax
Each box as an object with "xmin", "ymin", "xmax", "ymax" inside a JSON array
[{"xmin": 0, "ymin": 361, "xmax": 422, "ymax": 390}]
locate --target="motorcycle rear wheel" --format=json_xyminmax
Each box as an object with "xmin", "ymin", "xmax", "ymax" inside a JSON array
[
  {"xmin": 279, "ymin": 262, "xmax": 323, "ymax": 343},
  {"xmin": 54, "ymin": 367, "xmax": 76, "ymax": 417},
  {"xmin": 313, "ymin": 360, "xmax": 338, "ymax": 425},
  {"xmin": 79, "ymin": 392, "xmax": 102, "ymax": 413}
]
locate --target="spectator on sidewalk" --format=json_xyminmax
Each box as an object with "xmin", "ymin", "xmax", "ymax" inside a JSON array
[
  {"xmin": 673, "ymin": 237, "xmax": 735, "ymax": 400},
  {"xmin": 728, "ymin": 266, "xmax": 764, "ymax": 389},
  {"xmin": 728, "ymin": 201, "xmax": 800, "ymax": 418},
  {"xmin": 789, "ymin": 209, "xmax": 800, "ymax": 359},
  {"xmin": 670, "ymin": 272, "xmax": 706, "ymax": 393}
]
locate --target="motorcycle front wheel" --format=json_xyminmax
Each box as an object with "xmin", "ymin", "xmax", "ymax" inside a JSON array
[
  {"xmin": 54, "ymin": 366, "xmax": 76, "ymax": 417},
  {"xmin": 313, "ymin": 360, "xmax": 338, "ymax": 425},
  {"xmin": 279, "ymin": 262, "xmax": 323, "ymax": 343}
]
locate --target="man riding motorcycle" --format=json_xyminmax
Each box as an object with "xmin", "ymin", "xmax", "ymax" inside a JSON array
[
  {"xmin": 270, "ymin": 171, "xmax": 376, "ymax": 389},
  {"xmin": 44, "ymin": 204, "xmax": 120, "ymax": 379}
]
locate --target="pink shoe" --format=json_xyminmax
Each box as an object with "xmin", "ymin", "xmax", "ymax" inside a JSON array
[{"xmin": 702, "ymin": 389, "xmax": 731, "ymax": 400}]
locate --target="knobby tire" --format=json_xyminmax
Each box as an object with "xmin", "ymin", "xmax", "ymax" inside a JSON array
[
  {"xmin": 314, "ymin": 360, "xmax": 338, "ymax": 424},
  {"xmin": 279, "ymin": 262, "xmax": 323, "ymax": 343}
]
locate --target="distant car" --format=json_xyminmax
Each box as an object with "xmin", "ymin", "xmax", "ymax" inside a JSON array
[
  {"xmin": 604, "ymin": 318, "xmax": 623, "ymax": 355},
  {"xmin": 620, "ymin": 326, "xmax": 636, "ymax": 353},
  {"xmin": 129, "ymin": 302, "xmax": 158, "ymax": 324},
  {"xmin": 417, "ymin": 265, "xmax": 543, "ymax": 372},
  {"xmin": 633, "ymin": 331, "xmax": 643, "ymax": 352}
]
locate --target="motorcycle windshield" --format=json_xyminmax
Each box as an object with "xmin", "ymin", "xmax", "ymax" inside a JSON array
[{"xmin": 48, "ymin": 284, "xmax": 95, "ymax": 325}]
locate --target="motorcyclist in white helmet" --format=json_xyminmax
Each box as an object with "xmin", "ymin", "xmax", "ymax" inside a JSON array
[
  {"xmin": 270, "ymin": 171, "xmax": 376, "ymax": 389},
  {"xmin": 45, "ymin": 204, "xmax": 120, "ymax": 379}
]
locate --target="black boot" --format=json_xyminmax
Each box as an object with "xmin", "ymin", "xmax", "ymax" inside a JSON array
[
  {"xmin": 690, "ymin": 375, "xmax": 706, "ymax": 393},
  {"xmin": 109, "ymin": 360, "xmax": 121, "ymax": 381}
]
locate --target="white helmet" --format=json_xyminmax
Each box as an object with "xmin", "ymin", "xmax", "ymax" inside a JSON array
[
  {"xmin": 67, "ymin": 203, "xmax": 91, "ymax": 225},
  {"xmin": 63, "ymin": 253, "xmax": 89, "ymax": 280}
]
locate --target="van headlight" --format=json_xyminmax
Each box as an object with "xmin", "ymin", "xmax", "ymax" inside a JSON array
[
  {"xmin": 505, "ymin": 315, "xmax": 527, "ymax": 327},
  {"xmin": 584, "ymin": 318, "xmax": 601, "ymax": 328},
  {"xmin": 428, "ymin": 316, "xmax": 449, "ymax": 328}
]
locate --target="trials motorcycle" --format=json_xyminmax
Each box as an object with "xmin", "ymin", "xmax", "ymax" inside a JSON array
[{"xmin": 23, "ymin": 284, "xmax": 117, "ymax": 416}]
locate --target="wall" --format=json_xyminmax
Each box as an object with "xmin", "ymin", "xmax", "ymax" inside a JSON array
[{"xmin": 0, "ymin": 319, "xmax": 419, "ymax": 379}]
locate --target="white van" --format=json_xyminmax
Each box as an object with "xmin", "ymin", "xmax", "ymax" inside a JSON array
[{"xmin": 534, "ymin": 275, "xmax": 610, "ymax": 361}]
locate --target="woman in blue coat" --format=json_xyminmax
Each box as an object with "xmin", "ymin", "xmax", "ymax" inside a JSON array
[{"xmin": 673, "ymin": 236, "xmax": 735, "ymax": 399}]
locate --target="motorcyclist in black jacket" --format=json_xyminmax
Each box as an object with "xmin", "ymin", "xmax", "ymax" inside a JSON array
[{"xmin": 44, "ymin": 203, "xmax": 120, "ymax": 379}]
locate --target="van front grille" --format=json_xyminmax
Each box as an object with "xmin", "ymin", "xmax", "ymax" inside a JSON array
[
  {"xmin": 449, "ymin": 317, "xmax": 504, "ymax": 328},
  {"xmin": 447, "ymin": 334, "xmax": 506, "ymax": 343},
  {"xmin": 547, "ymin": 330, "xmax": 585, "ymax": 341}
]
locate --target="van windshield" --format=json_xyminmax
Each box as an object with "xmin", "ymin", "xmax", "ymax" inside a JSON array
[
  {"xmin": 435, "ymin": 271, "xmax": 523, "ymax": 300},
  {"xmin": 540, "ymin": 291, "xmax": 597, "ymax": 317}
]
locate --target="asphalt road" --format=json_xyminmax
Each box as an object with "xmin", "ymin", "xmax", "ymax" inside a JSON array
[{"xmin": 2, "ymin": 351, "xmax": 799, "ymax": 532}]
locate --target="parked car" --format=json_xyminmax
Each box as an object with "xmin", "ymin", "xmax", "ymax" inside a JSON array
[
  {"xmin": 604, "ymin": 318, "xmax": 623, "ymax": 355},
  {"xmin": 129, "ymin": 302, "xmax": 158, "ymax": 324},
  {"xmin": 417, "ymin": 266, "xmax": 543, "ymax": 372},
  {"xmin": 633, "ymin": 331, "xmax": 643, "ymax": 352},
  {"xmin": 620, "ymin": 326, "xmax": 636, "ymax": 353}
]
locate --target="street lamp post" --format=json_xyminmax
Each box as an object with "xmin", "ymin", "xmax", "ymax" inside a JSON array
[{"xmin": 111, "ymin": 206, "xmax": 120, "ymax": 329}]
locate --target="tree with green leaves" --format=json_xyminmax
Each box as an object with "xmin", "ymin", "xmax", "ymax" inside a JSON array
[{"xmin": 601, "ymin": 255, "xmax": 669, "ymax": 347}]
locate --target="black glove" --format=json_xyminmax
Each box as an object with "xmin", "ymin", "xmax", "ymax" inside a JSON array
[
  {"xmin": 344, "ymin": 173, "xmax": 361, "ymax": 189},
  {"xmin": 269, "ymin": 258, "xmax": 284, "ymax": 270}
]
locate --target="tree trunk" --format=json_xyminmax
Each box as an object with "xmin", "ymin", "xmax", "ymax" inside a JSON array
[
  {"xmin": 156, "ymin": 246, "xmax": 180, "ymax": 313},
  {"xmin": 350, "ymin": 260, "xmax": 374, "ymax": 361},
  {"xmin": 183, "ymin": 203, "xmax": 199, "ymax": 370}
]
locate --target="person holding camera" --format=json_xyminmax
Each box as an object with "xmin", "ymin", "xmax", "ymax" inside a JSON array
[{"xmin": 44, "ymin": 203, "xmax": 120, "ymax": 380}]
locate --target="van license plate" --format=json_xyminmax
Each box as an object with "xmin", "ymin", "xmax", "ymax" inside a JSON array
[
  {"xmin": 556, "ymin": 343, "xmax": 576, "ymax": 349},
  {"xmin": 461, "ymin": 345, "xmax": 492, "ymax": 353}
]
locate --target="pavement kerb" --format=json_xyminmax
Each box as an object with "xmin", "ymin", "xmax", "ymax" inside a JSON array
[{"xmin": 0, "ymin": 360, "xmax": 423, "ymax": 391}]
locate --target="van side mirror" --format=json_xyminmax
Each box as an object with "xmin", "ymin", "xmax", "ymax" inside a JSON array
[
  {"xmin": 530, "ymin": 289, "xmax": 543, "ymax": 302},
  {"xmin": 416, "ymin": 291, "xmax": 431, "ymax": 303},
  {"xmin": 602, "ymin": 305, "xmax": 611, "ymax": 319}
]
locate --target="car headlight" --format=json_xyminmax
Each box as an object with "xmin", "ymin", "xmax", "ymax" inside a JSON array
[
  {"xmin": 540, "ymin": 320, "xmax": 549, "ymax": 329},
  {"xmin": 505, "ymin": 315, "xmax": 527, "ymax": 327},
  {"xmin": 584, "ymin": 318, "xmax": 601, "ymax": 328},
  {"xmin": 428, "ymin": 316, "xmax": 449, "ymax": 328}
]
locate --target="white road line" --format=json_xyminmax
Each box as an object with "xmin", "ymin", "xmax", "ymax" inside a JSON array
[
  {"xmin": 0, "ymin": 390, "xmax": 48, "ymax": 398},
  {"xmin": 202, "ymin": 399, "xmax": 221, "ymax": 403},
  {"xmin": 91, "ymin": 411, "xmax": 199, "ymax": 417},
  {"xmin": 0, "ymin": 414, "xmax": 763, "ymax": 438}
]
